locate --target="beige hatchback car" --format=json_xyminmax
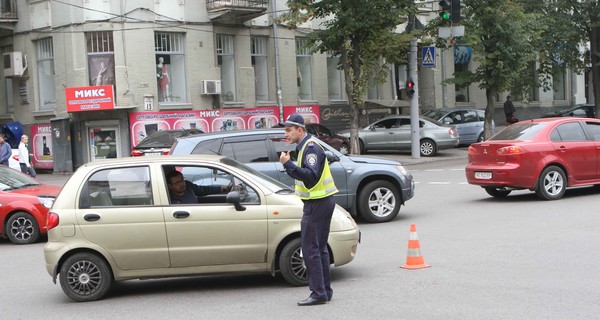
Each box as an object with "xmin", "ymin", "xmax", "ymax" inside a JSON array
[{"xmin": 44, "ymin": 155, "xmax": 360, "ymax": 302}]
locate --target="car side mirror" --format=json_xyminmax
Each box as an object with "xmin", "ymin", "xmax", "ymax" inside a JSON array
[
  {"xmin": 369, "ymin": 126, "xmax": 375, "ymax": 131},
  {"xmin": 226, "ymin": 191, "xmax": 246, "ymax": 211},
  {"xmin": 325, "ymin": 150, "xmax": 339, "ymax": 163}
]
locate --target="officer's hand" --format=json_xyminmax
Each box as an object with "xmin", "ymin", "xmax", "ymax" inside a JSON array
[{"xmin": 279, "ymin": 151, "xmax": 290, "ymax": 164}]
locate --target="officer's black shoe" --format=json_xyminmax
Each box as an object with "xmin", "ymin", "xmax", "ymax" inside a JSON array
[{"xmin": 297, "ymin": 297, "xmax": 328, "ymax": 306}]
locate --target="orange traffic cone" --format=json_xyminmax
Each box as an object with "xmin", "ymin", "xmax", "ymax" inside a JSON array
[{"xmin": 401, "ymin": 224, "xmax": 430, "ymax": 269}]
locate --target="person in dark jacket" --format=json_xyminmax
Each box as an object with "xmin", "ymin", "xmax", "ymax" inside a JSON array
[{"xmin": 504, "ymin": 95, "xmax": 518, "ymax": 124}]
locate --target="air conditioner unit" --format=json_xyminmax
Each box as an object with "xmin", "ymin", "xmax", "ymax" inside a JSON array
[
  {"xmin": 201, "ymin": 80, "xmax": 222, "ymax": 95},
  {"xmin": 3, "ymin": 52, "xmax": 27, "ymax": 77}
]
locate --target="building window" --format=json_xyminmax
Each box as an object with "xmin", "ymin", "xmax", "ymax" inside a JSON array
[
  {"xmin": 553, "ymin": 64, "xmax": 566, "ymax": 101},
  {"xmin": 217, "ymin": 35, "xmax": 236, "ymax": 102},
  {"xmin": 296, "ymin": 38, "xmax": 312, "ymax": 101},
  {"xmin": 454, "ymin": 63, "xmax": 469, "ymax": 102},
  {"xmin": 86, "ymin": 32, "xmax": 115, "ymax": 91},
  {"xmin": 155, "ymin": 32, "xmax": 186, "ymax": 103},
  {"xmin": 327, "ymin": 52, "xmax": 343, "ymax": 100},
  {"xmin": 2, "ymin": 46, "xmax": 13, "ymax": 113},
  {"xmin": 367, "ymin": 80, "xmax": 379, "ymax": 100},
  {"xmin": 251, "ymin": 36, "xmax": 269, "ymax": 101},
  {"xmin": 36, "ymin": 38, "xmax": 55, "ymax": 111}
]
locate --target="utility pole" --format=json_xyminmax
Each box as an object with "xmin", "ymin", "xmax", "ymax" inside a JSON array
[{"xmin": 409, "ymin": 37, "xmax": 420, "ymax": 159}]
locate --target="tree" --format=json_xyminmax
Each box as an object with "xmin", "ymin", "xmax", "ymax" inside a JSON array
[
  {"xmin": 429, "ymin": 0, "xmax": 542, "ymax": 138},
  {"xmin": 279, "ymin": 0, "xmax": 417, "ymax": 154}
]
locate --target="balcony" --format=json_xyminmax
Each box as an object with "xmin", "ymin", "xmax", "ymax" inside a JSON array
[
  {"xmin": 206, "ymin": 0, "xmax": 268, "ymax": 24},
  {"xmin": 0, "ymin": 0, "xmax": 17, "ymax": 21}
]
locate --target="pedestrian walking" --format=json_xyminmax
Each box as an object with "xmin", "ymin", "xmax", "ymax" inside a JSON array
[
  {"xmin": 18, "ymin": 135, "xmax": 36, "ymax": 177},
  {"xmin": 504, "ymin": 95, "xmax": 518, "ymax": 124},
  {"xmin": 278, "ymin": 113, "xmax": 338, "ymax": 306},
  {"xmin": 0, "ymin": 133, "xmax": 12, "ymax": 166}
]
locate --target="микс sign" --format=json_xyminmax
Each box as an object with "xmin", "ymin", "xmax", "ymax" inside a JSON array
[{"xmin": 65, "ymin": 85, "xmax": 115, "ymax": 112}]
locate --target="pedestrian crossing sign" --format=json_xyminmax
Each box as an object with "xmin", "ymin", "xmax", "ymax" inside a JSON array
[{"xmin": 422, "ymin": 46, "xmax": 435, "ymax": 68}]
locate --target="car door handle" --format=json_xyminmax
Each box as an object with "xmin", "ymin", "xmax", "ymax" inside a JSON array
[
  {"xmin": 84, "ymin": 213, "xmax": 101, "ymax": 222},
  {"xmin": 173, "ymin": 211, "xmax": 190, "ymax": 219}
]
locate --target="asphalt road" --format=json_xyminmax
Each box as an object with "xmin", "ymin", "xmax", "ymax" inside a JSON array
[{"xmin": 3, "ymin": 154, "xmax": 599, "ymax": 319}]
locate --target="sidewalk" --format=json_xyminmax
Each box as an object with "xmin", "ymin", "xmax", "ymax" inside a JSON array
[{"xmin": 34, "ymin": 148, "xmax": 469, "ymax": 186}]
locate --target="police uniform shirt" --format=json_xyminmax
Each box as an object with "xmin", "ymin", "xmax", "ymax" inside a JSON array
[{"xmin": 282, "ymin": 133, "xmax": 326, "ymax": 189}]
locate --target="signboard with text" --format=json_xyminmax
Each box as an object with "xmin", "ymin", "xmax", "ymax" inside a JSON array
[
  {"xmin": 65, "ymin": 85, "xmax": 115, "ymax": 112},
  {"xmin": 30, "ymin": 124, "xmax": 53, "ymax": 170}
]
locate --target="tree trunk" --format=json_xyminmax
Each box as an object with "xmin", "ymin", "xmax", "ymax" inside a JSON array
[
  {"xmin": 341, "ymin": 44, "xmax": 361, "ymax": 155},
  {"xmin": 485, "ymin": 88, "xmax": 497, "ymax": 138}
]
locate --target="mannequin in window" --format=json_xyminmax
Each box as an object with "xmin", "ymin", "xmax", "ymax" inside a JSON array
[
  {"xmin": 94, "ymin": 62, "xmax": 107, "ymax": 86},
  {"xmin": 157, "ymin": 57, "xmax": 171, "ymax": 102}
]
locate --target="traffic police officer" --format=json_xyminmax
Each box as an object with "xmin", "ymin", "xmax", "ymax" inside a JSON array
[{"xmin": 279, "ymin": 114, "xmax": 338, "ymax": 306}]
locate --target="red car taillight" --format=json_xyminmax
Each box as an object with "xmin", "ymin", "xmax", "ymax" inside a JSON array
[
  {"xmin": 162, "ymin": 149, "xmax": 171, "ymax": 155},
  {"xmin": 46, "ymin": 212, "xmax": 59, "ymax": 230},
  {"xmin": 131, "ymin": 150, "xmax": 143, "ymax": 157},
  {"xmin": 468, "ymin": 145, "xmax": 477, "ymax": 155},
  {"xmin": 497, "ymin": 146, "xmax": 525, "ymax": 155},
  {"xmin": 449, "ymin": 127, "xmax": 457, "ymax": 136}
]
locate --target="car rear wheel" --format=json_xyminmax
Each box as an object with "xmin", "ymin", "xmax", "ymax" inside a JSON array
[
  {"xmin": 535, "ymin": 166, "xmax": 566, "ymax": 200},
  {"xmin": 278, "ymin": 238, "xmax": 308, "ymax": 286},
  {"xmin": 339, "ymin": 143, "xmax": 350, "ymax": 155},
  {"xmin": 6, "ymin": 212, "xmax": 40, "ymax": 244},
  {"xmin": 484, "ymin": 187, "xmax": 511, "ymax": 198},
  {"xmin": 477, "ymin": 133, "xmax": 485, "ymax": 142},
  {"xmin": 358, "ymin": 180, "xmax": 401, "ymax": 223},
  {"xmin": 60, "ymin": 252, "xmax": 113, "ymax": 302},
  {"xmin": 420, "ymin": 139, "xmax": 437, "ymax": 157}
]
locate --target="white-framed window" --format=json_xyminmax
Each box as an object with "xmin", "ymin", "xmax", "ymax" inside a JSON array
[
  {"xmin": 251, "ymin": 36, "xmax": 269, "ymax": 101},
  {"xmin": 86, "ymin": 32, "xmax": 116, "ymax": 91},
  {"xmin": 367, "ymin": 80, "xmax": 379, "ymax": 100},
  {"xmin": 553, "ymin": 64, "xmax": 566, "ymax": 100},
  {"xmin": 296, "ymin": 38, "xmax": 312, "ymax": 101},
  {"xmin": 217, "ymin": 35, "xmax": 236, "ymax": 102},
  {"xmin": 2, "ymin": 46, "xmax": 13, "ymax": 113},
  {"xmin": 327, "ymin": 52, "xmax": 343, "ymax": 100},
  {"xmin": 155, "ymin": 32, "xmax": 187, "ymax": 103},
  {"xmin": 37, "ymin": 38, "xmax": 55, "ymax": 111},
  {"xmin": 454, "ymin": 63, "xmax": 469, "ymax": 102}
]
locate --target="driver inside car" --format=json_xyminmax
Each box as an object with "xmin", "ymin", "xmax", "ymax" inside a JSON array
[{"xmin": 166, "ymin": 170, "xmax": 232, "ymax": 204}]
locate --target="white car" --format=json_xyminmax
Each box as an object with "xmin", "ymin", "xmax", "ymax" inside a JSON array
[{"xmin": 8, "ymin": 149, "xmax": 20, "ymax": 171}]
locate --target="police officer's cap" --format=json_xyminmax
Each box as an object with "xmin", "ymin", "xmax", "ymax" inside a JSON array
[{"xmin": 279, "ymin": 114, "xmax": 305, "ymax": 128}]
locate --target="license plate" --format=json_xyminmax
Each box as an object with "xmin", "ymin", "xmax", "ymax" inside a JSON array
[
  {"xmin": 144, "ymin": 152, "xmax": 162, "ymax": 156},
  {"xmin": 475, "ymin": 171, "xmax": 492, "ymax": 179}
]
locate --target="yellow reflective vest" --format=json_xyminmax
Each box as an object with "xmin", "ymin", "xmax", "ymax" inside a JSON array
[{"xmin": 295, "ymin": 138, "xmax": 338, "ymax": 200}]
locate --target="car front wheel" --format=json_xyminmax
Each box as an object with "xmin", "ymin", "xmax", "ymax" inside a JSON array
[
  {"xmin": 339, "ymin": 143, "xmax": 350, "ymax": 155},
  {"xmin": 535, "ymin": 166, "xmax": 566, "ymax": 200},
  {"xmin": 358, "ymin": 180, "xmax": 401, "ymax": 223},
  {"xmin": 59, "ymin": 252, "xmax": 113, "ymax": 302},
  {"xmin": 6, "ymin": 212, "xmax": 40, "ymax": 244},
  {"xmin": 420, "ymin": 139, "xmax": 437, "ymax": 157},
  {"xmin": 278, "ymin": 238, "xmax": 308, "ymax": 286}
]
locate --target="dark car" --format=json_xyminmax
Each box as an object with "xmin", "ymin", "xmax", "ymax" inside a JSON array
[
  {"xmin": 305, "ymin": 123, "xmax": 351, "ymax": 154},
  {"xmin": 466, "ymin": 117, "xmax": 600, "ymax": 200},
  {"xmin": 131, "ymin": 129, "xmax": 203, "ymax": 156},
  {"xmin": 0, "ymin": 166, "xmax": 62, "ymax": 244},
  {"xmin": 422, "ymin": 108, "xmax": 495, "ymax": 145},
  {"xmin": 170, "ymin": 129, "xmax": 415, "ymax": 223},
  {"xmin": 541, "ymin": 104, "xmax": 596, "ymax": 119}
]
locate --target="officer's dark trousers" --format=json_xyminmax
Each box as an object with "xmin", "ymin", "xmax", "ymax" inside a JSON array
[{"xmin": 301, "ymin": 196, "xmax": 335, "ymax": 300}]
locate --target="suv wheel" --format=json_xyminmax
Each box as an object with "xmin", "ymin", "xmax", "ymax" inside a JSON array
[
  {"xmin": 6, "ymin": 212, "xmax": 40, "ymax": 244},
  {"xmin": 60, "ymin": 252, "xmax": 113, "ymax": 302},
  {"xmin": 358, "ymin": 180, "xmax": 400, "ymax": 223},
  {"xmin": 278, "ymin": 238, "xmax": 308, "ymax": 286}
]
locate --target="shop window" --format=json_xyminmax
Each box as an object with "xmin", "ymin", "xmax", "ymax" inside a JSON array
[
  {"xmin": 86, "ymin": 32, "xmax": 115, "ymax": 90},
  {"xmin": 454, "ymin": 63, "xmax": 469, "ymax": 102},
  {"xmin": 327, "ymin": 53, "xmax": 343, "ymax": 100},
  {"xmin": 36, "ymin": 38, "xmax": 55, "ymax": 111},
  {"xmin": 217, "ymin": 35, "xmax": 236, "ymax": 102},
  {"xmin": 251, "ymin": 36, "xmax": 269, "ymax": 101},
  {"xmin": 155, "ymin": 32, "xmax": 187, "ymax": 103},
  {"xmin": 296, "ymin": 38, "xmax": 312, "ymax": 101}
]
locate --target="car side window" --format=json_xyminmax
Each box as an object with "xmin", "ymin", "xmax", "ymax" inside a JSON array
[
  {"xmin": 374, "ymin": 119, "xmax": 397, "ymax": 129},
  {"xmin": 191, "ymin": 138, "xmax": 223, "ymax": 155},
  {"xmin": 81, "ymin": 166, "xmax": 152, "ymax": 208},
  {"xmin": 222, "ymin": 140, "xmax": 269, "ymax": 163},
  {"xmin": 399, "ymin": 118, "xmax": 411, "ymax": 126},
  {"xmin": 585, "ymin": 122, "xmax": 600, "ymax": 140},
  {"xmin": 319, "ymin": 125, "xmax": 332, "ymax": 136},
  {"xmin": 552, "ymin": 122, "xmax": 587, "ymax": 142},
  {"xmin": 464, "ymin": 110, "xmax": 478, "ymax": 123}
]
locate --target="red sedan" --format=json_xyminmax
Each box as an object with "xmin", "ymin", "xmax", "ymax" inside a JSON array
[
  {"xmin": 0, "ymin": 166, "xmax": 62, "ymax": 244},
  {"xmin": 466, "ymin": 117, "xmax": 600, "ymax": 200}
]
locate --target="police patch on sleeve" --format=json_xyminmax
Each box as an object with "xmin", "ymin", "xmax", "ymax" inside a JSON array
[{"xmin": 306, "ymin": 153, "xmax": 318, "ymax": 166}]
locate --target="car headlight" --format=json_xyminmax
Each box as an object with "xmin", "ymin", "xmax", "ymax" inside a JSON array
[
  {"xmin": 330, "ymin": 205, "xmax": 357, "ymax": 231},
  {"xmin": 396, "ymin": 165, "xmax": 411, "ymax": 176},
  {"xmin": 38, "ymin": 197, "xmax": 55, "ymax": 209}
]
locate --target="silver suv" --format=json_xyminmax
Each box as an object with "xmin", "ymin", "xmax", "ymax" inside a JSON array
[
  {"xmin": 44, "ymin": 155, "xmax": 359, "ymax": 301},
  {"xmin": 170, "ymin": 129, "xmax": 415, "ymax": 222}
]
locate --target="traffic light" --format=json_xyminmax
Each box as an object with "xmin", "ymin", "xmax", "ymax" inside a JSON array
[
  {"xmin": 451, "ymin": 0, "xmax": 465, "ymax": 23},
  {"xmin": 406, "ymin": 80, "xmax": 415, "ymax": 98},
  {"xmin": 439, "ymin": 0, "xmax": 451, "ymax": 21}
]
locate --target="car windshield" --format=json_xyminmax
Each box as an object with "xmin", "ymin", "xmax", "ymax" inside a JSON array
[
  {"xmin": 422, "ymin": 110, "xmax": 446, "ymax": 120},
  {"xmin": 489, "ymin": 122, "xmax": 548, "ymax": 141},
  {"xmin": 0, "ymin": 167, "xmax": 40, "ymax": 191},
  {"xmin": 136, "ymin": 131, "xmax": 192, "ymax": 148},
  {"xmin": 219, "ymin": 157, "xmax": 293, "ymax": 193}
]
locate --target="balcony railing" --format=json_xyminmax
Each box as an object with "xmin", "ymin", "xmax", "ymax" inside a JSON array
[
  {"xmin": 206, "ymin": 0, "xmax": 268, "ymax": 11},
  {"xmin": 0, "ymin": 0, "xmax": 17, "ymax": 20}
]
